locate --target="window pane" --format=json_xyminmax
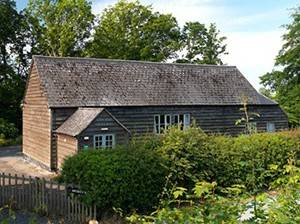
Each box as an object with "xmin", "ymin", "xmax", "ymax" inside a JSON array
[
  {"xmin": 94, "ymin": 135, "xmax": 103, "ymax": 149},
  {"xmin": 183, "ymin": 114, "xmax": 190, "ymax": 129},
  {"xmin": 154, "ymin": 115, "xmax": 160, "ymax": 134},
  {"xmin": 174, "ymin": 115, "xmax": 179, "ymax": 124},
  {"xmin": 267, "ymin": 122, "xmax": 275, "ymax": 132},
  {"xmin": 94, "ymin": 135, "xmax": 115, "ymax": 149},
  {"xmin": 165, "ymin": 115, "xmax": 171, "ymax": 129},
  {"xmin": 179, "ymin": 115, "xmax": 184, "ymax": 130},
  {"xmin": 160, "ymin": 115, "xmax": 165, "ymax": 130}
]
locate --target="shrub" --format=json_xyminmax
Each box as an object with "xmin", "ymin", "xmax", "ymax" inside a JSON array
[
  {"xmin": 0, "ymin": 118, "xmax": 18, "ymax": 139},
  {"xmin": 156, "ymin": 126, "xmax": 214, "ymax": 190},
  {"xmin": 60, "ymin": 146, "xmax": 168, "ymax": 213},
  {"xmin": 156, "ymin": 127, "xmax": 300, "ymax": 192},
  {"xmin": 221, "ymin": 132, "xmax": 300, "ymax": 191}
]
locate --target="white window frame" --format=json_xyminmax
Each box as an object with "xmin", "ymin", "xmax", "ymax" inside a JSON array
[
  {"xmin": 165, "ymin": 114, "xmax": 172, "ymax": 129},
  {"xmin": 266, "ymin": 122, "xmax": 275, "ymax": 133},
  {"xmin": 183, "ymin": 114, "xmax": 191, "ymax": 130},
  {"xmin": 154, "ymin": 115, "xmax": 161, "ymax": 134},
  {"xmin": 154, "ymin": 113, "xmax": 191, "ymax": 133},
  {"xmin": 93, "ymin": 134, "xmax": 115, "ymax": 149}
]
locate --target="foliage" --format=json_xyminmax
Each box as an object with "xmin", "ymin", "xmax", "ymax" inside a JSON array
[
  {"xmin": 128, "ymin": 161, "xmax": 300, "ymax": 224},
  {"xmin": 0, "ymin": 135, "xmax": 21, "ymax": 147},
  {"xmin": 86, "ymin": 0, "xmax": 181, "ymax": 61},
  {"xmin": 156, "ymin": 127, "xmax": 300, "ymax": 193},
  {"xmin": 0, "ymin": 0, "xmax": 28, "ymax": 132},
  {"xmin": 127, "ymin": 181, "xmax": 246, "ymax": 224},
  {"xmin": 260, "ymin": 7, "xmax": 300, "ymax": 126},
  {"xmin": 156, "ymin": 126, "xmax": 213, "ymax": 191},
  {"xmin": 0, "ymin": 118, "xmax": 18, "ymax": 139},
  {"xmin": 0, "ymin": 204, "xmax": 16, "ymax": 224},
  {"xmin": 266, "ymin": 160, "xmax": 300, "ymax": 223},
  {"xmin": 235, "ymin": 96, "xmax": 260, "ymax": 134},
  {"xmin": 176, "ymin": 22, "xmax": 227, "ymax": 65},
  {"xmin": 60, "ymin": 145, "xmax": 168, "ymax": 213},
  {"xmin": 259, "ymin": 87, "xmax": 274, "ymax": 99},
  {"xmin": 26, "ymin": 0, "xmax": 94, "ymax": 57}
]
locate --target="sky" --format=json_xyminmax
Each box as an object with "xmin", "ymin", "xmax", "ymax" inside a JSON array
[{"xmin": 16, "ymin": 0, "xmax": 299, "ymax": 89}]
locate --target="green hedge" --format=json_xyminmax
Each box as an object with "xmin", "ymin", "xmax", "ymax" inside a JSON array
[
  {"xmin": 156, "ymin": 127, "xmax": 300, "ymax": 192},
  {"xmin": 60, "ymin": 146, "xmax": 167, "ymax": 213},
  {"xmin": 60, "ymin": 127, "xmax": 300, "ymax": 214}
]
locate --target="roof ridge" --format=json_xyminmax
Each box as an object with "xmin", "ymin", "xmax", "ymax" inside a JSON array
[{"xmin": 33, "ymin": 55, "xmax": 237, "ymax": 68}]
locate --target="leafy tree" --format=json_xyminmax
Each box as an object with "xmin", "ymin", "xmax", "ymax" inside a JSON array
[
  {"xmin": 86, "ymin": 0, "xmax": 181, "ymax": 61},
  {"xmin": 0, "ymin": 0, "xmax": 28, "ymax": 132},
  {"xmin": 260, "ymin": 7, "xmax": 300, "ymax": 126},
  {"xmin": 177, "ymin": 22, "xmax": 227, "ymax": 65},
  {"xmin": 259, "ymin": 87, "xmax": 274, "ymax": 99},
  {"xmin": 26, "ymin": 0, "xmax": 94, "ymax": 57}
]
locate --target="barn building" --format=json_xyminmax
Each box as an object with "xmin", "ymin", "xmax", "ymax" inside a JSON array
[{"xmin": 23, "ymin": 56, "xmax": 288, "ymax": 170}]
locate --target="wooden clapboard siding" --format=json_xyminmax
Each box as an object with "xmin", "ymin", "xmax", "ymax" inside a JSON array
[
  {"xmin": 57, "ymin": 134, "xmax": 78, "ymax": 169},
  {"xmin": 52, "ymin": 104, "xmax": 288, "ymax": 147},
  {"xmin": 23, "ymin": 63, "xmax": 51, "ymax": 168},
  {"xmin": 78, "ymin": 110, "xmax": 130, "ymax": 149},
  {"xmin": 51, "ymin": 108, "xmax": 77, "ymax": 170},
  {"xmin": 106, "ymin": 105, "xmax": 288, "ymax": 136}
]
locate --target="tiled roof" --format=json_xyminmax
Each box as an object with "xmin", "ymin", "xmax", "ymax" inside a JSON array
[
  {"xmin": 55, "ymin": 108, "xmax": 104, "ymax": 136},
  {"xmin": 33, "ymin": 55, "xmax": 276, "ymax": 107}
]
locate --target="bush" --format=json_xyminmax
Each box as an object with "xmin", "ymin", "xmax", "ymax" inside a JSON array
[
  {"xmin": 211, "ymin": 133, "xmax": 299, "ymax": 191},
  {"xmin": 60, "ymin": 146, "xmax": 168, "ymax": 213},
  {"xmin": 0, "ymin": 118, "xmax": 18, "ymax": 139},
  {"xmin": 156, "ymin": 126, "xmax": 214, "ymax": 190},
  {"xmin": 156, "ymin": 127, "xmax": 300, "ymax": 192}
]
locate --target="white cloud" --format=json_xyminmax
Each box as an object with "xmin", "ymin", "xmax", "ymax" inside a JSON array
[
  {"xmin": 222, "ymin": 31, "xmax": 283, "ymax": 89},
  {"xmin": 140, "ymin": 0, "xmax": 227, "ymax": 26},
  {"xmin": 91, "ymin": 0, "xmax": 286, "ymax": 89}
]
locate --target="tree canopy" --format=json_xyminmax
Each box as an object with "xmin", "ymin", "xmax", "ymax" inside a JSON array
[
  {"xmin": 0, "ymin": 0, "xmax": 28, "ymax": 132},
  {"xmin": 260, "ymin": 7, "xmax": 300, "ymax": 126},
  {"xmin": 26, "ymin": 0, "xmax": 94, "ymax": 57},
  {"xmin": 176, "ymin": 22, "xmax": 227, "ymax": 65},
  {"xmin": 86, "ymin": 0, "xmax": 181, "ymax": 61}
]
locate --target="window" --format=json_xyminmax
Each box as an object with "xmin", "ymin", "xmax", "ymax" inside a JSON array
[
  {"xmin": 154, "ymin": 114, "xmax": 171, "ymax": 134},
  {"xmin": 183, "ymin": 114, "xmax": 191, "ymax": 130},
  {"xmin": 154, "ymin": 113, "xmax": 190, "ymax": 133},
  {"xmin": 93, "ymin": 134, "xmax": 115, "ymax": 149},
  {"xmin": 174, "ymin": 114, "xmax": 184, "ymax": 130},
  {"xmin": 267, "ymin": 122, "xmax": 275, "ymax": 132},
  {"xmin": 154, "ymin": 115, "xmax": 160, "ymax": 134},
  {"xmin": 165, "ymin": 114, "xmax": 171, "ymax": 129}
]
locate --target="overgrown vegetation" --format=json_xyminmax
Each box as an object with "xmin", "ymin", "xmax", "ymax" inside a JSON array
[
  {"xmin": 60, "ymin": 146, "xmax": 167, "ymax": 213},
  {"xmin": 128, "ymin": 159, "xmax": 300, "ymax": 223},
  {"xmin": 0, "ymin": 118, "xmax": 21, "ymax": 146},
  {"xmin": 60, "ymin": 128, "xmax": 300, "ymax": 222}
]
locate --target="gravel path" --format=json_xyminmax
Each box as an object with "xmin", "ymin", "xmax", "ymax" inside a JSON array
[{"xmin": 0, "ymin": 145, "xmax": 55, "ymax": 178}]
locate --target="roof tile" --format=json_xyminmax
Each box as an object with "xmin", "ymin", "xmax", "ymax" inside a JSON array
[{"xmin": 33, "ymin": 55, "xmax": 276, "ymax": 107}]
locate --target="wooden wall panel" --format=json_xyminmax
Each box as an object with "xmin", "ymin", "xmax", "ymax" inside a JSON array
[
  {"xmin": 106, "ymin": 105, "xmax": 288, "ymax": 136},
  {"xmin": 23, "ymin": 64, "xmax": 51, "ymax": 168},
  {"xmin": 57, "ymin": 134, "xmax": 78, "ymax": 169},
  {"xmin": 52, "ymin": 104, "xmax": 288, "ymax": 149},
  {"xmin": 78, "ymin": 110, "xmax": 130, "ymax": 149}
]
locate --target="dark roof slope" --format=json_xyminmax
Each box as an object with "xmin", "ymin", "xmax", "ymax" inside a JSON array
[
  {"xmin": 33, "ymin": 55, "xmax": 276, "ymax": 107},
  {"xmin": 55, "ymin": 108, "xmax": 104, "ymax": 136}
]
